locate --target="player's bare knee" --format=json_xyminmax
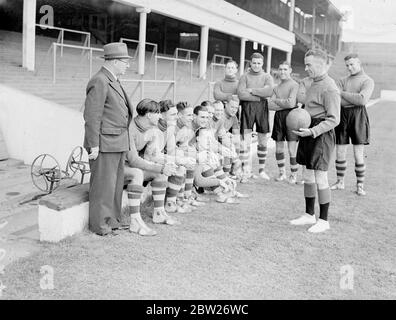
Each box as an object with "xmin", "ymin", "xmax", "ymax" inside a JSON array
[
  {"xmin": 287, "ymin": 141, "xmax": 298, "ymax": 156},
  {"xmin": 315, "ymin": 170, "xmax": 329, "ymax": 188},
  {"xmin": 125, "ymin": 167, "xmax": 144, "ymax": 185},
  {"xmin": 177, "ymin": 166, "xmax": 186, "ymax": 176},
  {"xmin": 257, "ymin": 133, "xmax": 268, "ymax": 146},
  {"xmin": 276, "ymin": 141, "xmax": 285, "ymax": 153},
  {"xmin": 336, "ymin": 144, "xmax": 348, "ymax": 160},
  {"xmin": 154, "ymin": 173, "xmax": 168, "ymax": 183},
  {"xmin": 303, "ymin": 168, "xmax": 315, "ymax": 183},
  {"xmin": 353, "ymin": 144, "xmax": 365, "ymax": 163}
]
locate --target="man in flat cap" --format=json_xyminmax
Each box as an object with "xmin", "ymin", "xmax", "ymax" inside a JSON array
[{"xmin": 83, "ymin": 42, "xmax": 133, "ymax": 236}]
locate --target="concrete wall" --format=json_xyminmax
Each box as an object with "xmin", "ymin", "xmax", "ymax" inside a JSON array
[{"xmin": 0, "ymin": 84, "xmax": 86, "ymax": 167}]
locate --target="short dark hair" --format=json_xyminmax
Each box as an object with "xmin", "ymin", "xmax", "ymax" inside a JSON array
[
  {"xmin": 250, "ymin": 52, "xmax": 264, "ymax": 61},
  {"xmin": 136, "ymin": 98, "xmax": 160, "ymax": 116},
  {"xmin": 159, "ymin": 99, "xmax": 175, "ymax": 113},
  {"xmin": 226, "ymin": 60, "xmax": 238, "ymax": 68},
  {"xmin": 305, "ymin": 49, "xmax": 328, "ymax": 63},
  {"xmin": 213, "ymin": 100, "xmax": 224, "ymax": 108},
  {"xmin": 200, "ymin": 100, "xmax": 213, "ymax": 107},
  {"xmin": 193, "ymin": 105, "xmax": 208, "ymax": 115},
  {"xmin": 176, "ymin": 101, "xmax": 191, "ymax": 112},
  {"xmin": 344, "ymin": 53, "xmax": 359, "ymax": 61},
  {"xmin": 279, "ymin": 60, "xmax": 291, "ymax": 68},
  {"xmin": 227, "ymin": 96, "xmax": 239, "ymax": 105}
]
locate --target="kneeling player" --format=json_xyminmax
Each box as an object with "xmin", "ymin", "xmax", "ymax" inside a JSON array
[
  {"xmin": 146, "ymin": 100, "xmax": 201, "ymax": 213},
  {"xmin": 211, "ymin": 100, "xmax": 242, "ymax": 177},
  {"xmin": 124, "ymin": 164, "xmax": 176, "ymax": 236},
  {"xmin": 128, "ymin": 98, "xmax": 181, "ymax": 226},
  {"xmin": 195, "ymin": 127, "xmax": 241, "ymax": 203}
]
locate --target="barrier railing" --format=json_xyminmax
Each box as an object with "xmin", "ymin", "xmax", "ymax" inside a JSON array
[
  {"xmin": 119, "ymin": 38, "xmax": 158, "ymax": 72},
  {"xmin": 212, "ymin": 54, "xmax": 232, "ymax": 65},
  {"xmin": 194, "ymin": 81, "xmax": 215, "ymax": 105},
  {"xmin": 36, "ymin": 24, "xmax": 91, "ymax": 57},
  {"xmin": 51, "ymin": 42, "xmax": 103, "ymax": 83},
  {"xmin": 122, "ymin": 79, "xmax": 176, "ymax": 102},
  {"xmin": 209, "ymin": 62, "xmax": 225, "ymax": 82},
  {"xmin": 154, "ymin": 55, "xmax": 193, "ymax": 82},
  {"xmin": 174, "ymin": 48, "xmax": 200, "ymax": 68}
]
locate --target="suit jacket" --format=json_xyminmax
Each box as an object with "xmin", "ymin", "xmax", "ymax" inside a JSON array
[{"xmin": 83, "ymin": 67, "xmax": 133, "ymax": 153}]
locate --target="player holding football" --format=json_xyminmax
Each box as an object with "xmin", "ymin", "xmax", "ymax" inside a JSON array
[{"xmin": 290, "ymin": 49, "xmax": 340, "ymax": 233}]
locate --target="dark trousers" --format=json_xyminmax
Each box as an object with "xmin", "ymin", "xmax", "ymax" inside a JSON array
[{"xmin": 88, "ymin": 152, "xmax": 126, "ymax": 235}]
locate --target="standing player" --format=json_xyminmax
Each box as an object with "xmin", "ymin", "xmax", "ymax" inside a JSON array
[
  {"xmin": 213, "ymin": 60, "xmax": 239, "ymax": 103},
  {"xmin": 267, "ymin": 61, "xmax": 299, "ymax": 183},
  {"xmin": 237, "ymin": 52, "xmax": 274, "ymax": 180},
  {"xmin": 331, "ymin": 53, "xmax": 375, "ymax": 196},
  {"xmin": 290, "ymin": 49, "xmax": 340, "ymax": 233}
]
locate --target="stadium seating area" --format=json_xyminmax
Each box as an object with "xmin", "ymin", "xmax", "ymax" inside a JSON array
[{"xmin": 0, "ymin": 30, "xmax": 225, "ymax": 111}]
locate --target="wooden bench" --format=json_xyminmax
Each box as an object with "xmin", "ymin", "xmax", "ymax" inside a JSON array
[{"xmin": 38, "ymin": 183, "xmax": 89, "ymax": 242}]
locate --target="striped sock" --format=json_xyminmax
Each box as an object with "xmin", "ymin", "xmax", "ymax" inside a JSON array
[
  {"xmin": 127, "ymin": 184, "xmax": 143, "ymax": 218},
  {"xmin": 240, "ymin": 143, "xmax": 251, "ymax": 170},
  {"xmin": 202, "ymin": 168, "xmax": 215, "ymax": 178},
  {"xmin": 231, "ymin": 157, "xmax": 242, "ymax": 174},
  {"xmin": 355, "ymin": 163, "xmax": 366, "ymax": 185},
  {"xmin": 223, "ymin": 157, "xmax": 232, "ymax": 174},
  {"xmin": 290, "ymin": 157, "xmax": 298, "ymax": 174},
  {"xmin": 336, "ymin": 160, "xmax": 347, "ymax": 181},
  {"xmin": 151, "ymin": 179, "xmax": 167, "ymax": 210},
  {"xmin": 184, "ymin": 169, "xmax": 194, "ymax": 199},
  {"xmin": 235, "ymin": 145, "xmax": 241, "ymax": 159},
  {"xmin": 202, "ymin": 167, "xmax": 220, "ymax": 192},
  {"xmin": 214, "ymin": 166, "xmax": 227, "ymax": 182},
  {"xmin": 275, "ymin": 152, "xmax": 286, "ymax": 174},
  {"xmin": 177, "ymin": 175, "xmax": 186, "ymax": 201},
  {"xmin": 166, "ymin": 175, "xmax": 184, "ymax": 203},
  {"xmin": 178, "ymin": 184, "xmax": 185, "ymax": 201},
  {"xmin": 257, "ymin": 145, "xmax": 267, "ymax": 173}
]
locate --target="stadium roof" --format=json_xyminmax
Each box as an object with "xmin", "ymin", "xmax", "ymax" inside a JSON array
[{"xmin": 295, "ymin": 0, "xmax": 343, "ymax": 19}]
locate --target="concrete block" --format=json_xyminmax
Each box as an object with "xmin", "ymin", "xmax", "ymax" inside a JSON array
[
  {"xmin": 0, "ymin": 128, "xmax": 8, "ymax": 160},
  {"xmin": 380, "ymin": 90, "xmax": 396, "ymax": 101},
  {"xmin": 38, "ymin": 183, "xmax": 89, "ymax": 242}
]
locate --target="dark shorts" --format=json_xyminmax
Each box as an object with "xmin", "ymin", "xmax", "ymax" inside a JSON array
[
  {"xmin": 297, "ymin": 118, "xmax": 335, "ymax": 171},
  {"xmin": 335, "ymin": 106, "xmax": 370, "ymax": 145},
  {"xmin": 271, "ymin": 109, "xmax": 299, "ymax": 142},
  {"xmin": 240, "ymin": 100, "xmax": 270, "ymax": 134}
]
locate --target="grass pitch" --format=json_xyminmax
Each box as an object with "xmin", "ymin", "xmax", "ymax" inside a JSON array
[{"xmin": 1, "ymin": 101, "xmax": 395, "ymax": 299}]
